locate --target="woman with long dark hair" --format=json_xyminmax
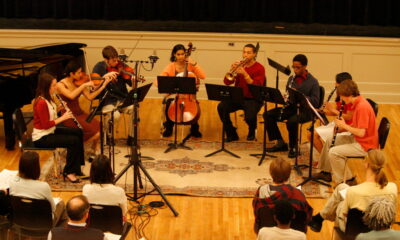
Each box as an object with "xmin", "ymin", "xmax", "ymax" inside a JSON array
[
  {"xmin": 57, "ymin": 60, "xmax": 116, "ymax": 158},
  {"xmin": 32, "ymin": 72, "xmax": 84, "ymax": 183},
  {"xmin": 160, "ymin": 44, "xmax": 206, "ymax": 138}
]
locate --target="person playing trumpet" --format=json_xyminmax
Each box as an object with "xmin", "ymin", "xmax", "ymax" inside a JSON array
[{"xmin": 217, "ymin": 43, "xmax": 266, "ymax": 142}]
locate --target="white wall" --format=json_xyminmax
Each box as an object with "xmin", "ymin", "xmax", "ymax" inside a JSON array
[{"xmin": 1, "ymin": 29, "xmax": 399, "ymax": 103}]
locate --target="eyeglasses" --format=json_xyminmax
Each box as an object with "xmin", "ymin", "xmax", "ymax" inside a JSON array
[{"xmin": 292, "ymin": 65, "xmax": 303, "ymax": 69}]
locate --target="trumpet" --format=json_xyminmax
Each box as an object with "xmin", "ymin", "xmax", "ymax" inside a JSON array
[
  {"xmin": 54, "ymin": 94, "xmax": 83, "ymax": 129},
  {"xmin": 225, "ymin": 58, "xmax": 250, "ymax": 81}
]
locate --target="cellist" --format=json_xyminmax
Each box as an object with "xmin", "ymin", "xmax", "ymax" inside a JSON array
[{"xmin": 160, "ymin": 43, "xmax": 206, "ymax": 138}]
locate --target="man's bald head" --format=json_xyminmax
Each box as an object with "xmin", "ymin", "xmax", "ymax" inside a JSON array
[{"xmin": 66, "ymin": 195, "xmax": 90, "ymax": 221}]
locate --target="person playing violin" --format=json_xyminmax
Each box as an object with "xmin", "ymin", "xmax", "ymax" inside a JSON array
[
  {"xmin": 160, "ymin": 44, "xmax": 206, "ymax": 138},
  {"xmin": 57, "ymin": 60, "xmax": 117, "ymax": 159},
  {"xmin": 92, "ymin": 45, "xmax": 135, "ymax": 145},
  {"xmin": 217, "ymin": 43, "xmax": 266, "ymax": 142}
]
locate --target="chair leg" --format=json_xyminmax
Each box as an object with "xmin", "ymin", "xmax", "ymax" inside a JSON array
[{"xmin": 343, "ymin": 158, "xmax": 348, "ymax": 183}]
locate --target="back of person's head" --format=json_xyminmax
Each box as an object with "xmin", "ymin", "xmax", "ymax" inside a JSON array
[
  {"xmin": 90, "ymin": 155, "xmax": 114, "ymax": 184},
  {"xmin": 269, "ymin": 157, "xmax": 291, "ymax": 184},
  {"xmin": 337, "ymin": 79, "xmax": 360, "ymax": 97},
  {"xmin": 35, "ymin": 72, "xmax": 55, "ymax": 103},
  {"xmin": 66, "ymin": 195, "xmax": 90, "ymax": 221},
  {"xmin": 102, "ymin": 45, "xmax": 118, "ymax": 60},
  {"xmin": 273, "ymin": 200, "xmax": 294, "ymax": 225},
  {"xmin": 18, "ymin": 151, "xmax": 40, "ymax": 180},
  {"xmin": 366, "ymin": 149, "xmax": 388, "ymax": 189},
  {"xmin": 335, "ymin": 72, "xmax": 352, "ymax": 84},
  {"xmin": 363, "ymin": 196, "xmax": 396, "ymax": 230},
  {"xmin": 293, "ymin": 54, "xmax": 308, "ymax": 66}
]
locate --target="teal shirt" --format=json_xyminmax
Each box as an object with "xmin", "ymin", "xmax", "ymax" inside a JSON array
[{"xmin": 356, "ymin": 229, "xmax": 400, "ymax": 240}]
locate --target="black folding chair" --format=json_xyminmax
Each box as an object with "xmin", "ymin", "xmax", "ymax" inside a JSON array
[
  {"xmin": 334, "ymin": 208, "xmax": 370, "ymax": 240},
  {"xmin": 9, "ymin": 196, "xmax": 53, "ymax": 239},
  {"xmin": 12, "ymin": 108, "xmax": 63, "ymax": 177},
  {"xmin": 88, "ymin": 204, "xmax": 123, "ymax": 235},
  {"xmin": 254, "ymin": 205, "xmax": 307, "ymax": 233}
]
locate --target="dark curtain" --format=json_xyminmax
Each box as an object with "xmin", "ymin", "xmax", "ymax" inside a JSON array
[{"xmin": 0, "ymin": 0, "xmax": 399, "ymax": 36}]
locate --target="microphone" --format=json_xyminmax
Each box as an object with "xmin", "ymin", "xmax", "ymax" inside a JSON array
[
  {"xmin": 119, "ymin": 48, "xmax": 128, "ymax": 63},
  {"xmin": 284, "ymin": 65, "xmax": 291, "ymax": 75},
  {"xmin": 148, "ymin": 50, "xmax": 159, "ymax": 68}
]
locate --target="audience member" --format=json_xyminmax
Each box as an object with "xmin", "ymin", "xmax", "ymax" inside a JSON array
[
  {"xmin": 309, "ymin": 149, "xmax": 397, "ymax": 233},
  {"xmin": 82, "ymin": 155, "xmax": 128, "ymax": 216},
  {"xmin": 356, "ymin": 197, "xmax": 400, "ymax": 240},
  {"xmin": 253, "ymin": 157, "xmax": 313, "ymax": 232},
  {"xmin": 9, "ymin": 151, "xmax": 67, "ymax": 226},
  {"xmin": 48, "ymin": 195, "xmax": 106, "ymax": 240},
  {"xmin": 257, "ymin": 200, "xmax": 306, "ymax": 240}
]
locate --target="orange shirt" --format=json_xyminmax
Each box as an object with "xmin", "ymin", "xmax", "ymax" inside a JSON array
[
  {"xmin": 160, "ymin": 62, "xmax": 206, "ymax": 80},
  {"xmin": 351, "ymin": 96, "xmax": 378, "ymax": 151}
]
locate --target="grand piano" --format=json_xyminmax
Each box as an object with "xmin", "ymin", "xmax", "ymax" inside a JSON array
[{"xmin": 0, "ymin": 43, "xmax": 86, "ymax": 150}]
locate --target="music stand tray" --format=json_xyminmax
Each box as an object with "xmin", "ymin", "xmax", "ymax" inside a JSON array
[
  {"xmin": 204, "ymin": 83, "xmax": 243, "ymax": 158},
  {"xmin": 157, "ymin": 76, "xmax": 197, "ymax": 153},
  {"xmin": 118, "ymin": 83, "xmax": 152, "ymax": 109}
]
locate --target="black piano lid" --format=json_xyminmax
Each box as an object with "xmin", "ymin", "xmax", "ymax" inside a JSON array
[{"xmin": 0, "ymin": 43, "xmax": 87, "ymax": 62}]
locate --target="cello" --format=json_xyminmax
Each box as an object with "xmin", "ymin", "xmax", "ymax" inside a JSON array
[{"xmin": 167, "ymin": 43, "xmax": 201, "ymax": 124}]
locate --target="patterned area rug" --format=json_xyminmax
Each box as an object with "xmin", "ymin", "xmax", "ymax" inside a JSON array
[{"xmin": 43, "ymin": 139, "xmax": 329, "ymax": 198}]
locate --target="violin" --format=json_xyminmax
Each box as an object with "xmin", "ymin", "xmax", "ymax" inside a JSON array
[
  {"xmin": 73, "ymin": 72, "xmax": 104, "ymax": 87},
  {"xmin": 167, "ymin": 42, "xmax": 201, "ymax": 124},
  {"xmin": 106, "ymin": 61, "xmax": 145, "ymax": 87}
]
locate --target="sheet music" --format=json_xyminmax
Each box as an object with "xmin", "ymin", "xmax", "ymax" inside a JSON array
[
  {"xmin": 304, "ymin": 97, "xmax": 328, "ymax": 125},
  {"xmin": 0, "ymin": 169, "xmax": 18, "ymax": 189}
]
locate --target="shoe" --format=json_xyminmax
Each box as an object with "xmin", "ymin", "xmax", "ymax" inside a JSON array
[
  {"xmin": 226, "ymin": 134, "xmax": 239, "ymax": 142},
  {"xmin": 87, "ymin": 154, "xmax": 96, "ymax": 163},
  {"xmin": 266, "ymin": 142, "xmax": 288, "ymax": 152},
  {"xmin": 63, "ymin": 173, "xmax": 81, "ymax": 183},
  {"xmin": 308, "ymin": 216, "xmax": 323, "ymax": 232},
  {"xmin": 345, "ymin": 177, "xmax": 357, "ymax": 186},
  {"xmin": 191, "ymin": 130, "xmax": 202, "ymax": 138},
  {"xmin": 246, "ymin": 130, "xmax": 256, "ymax": 141},
  {"xmin": 127, "ymin": 135, "xmax": 134, "ymax": 146},
  {"xmin": 312, "ymin": 171, "xmax": 332, "ymax": 182},
  {"xmin": 288, "ymin": 148, "xmax": 298, "ymax": 158},
  {"xmin": 162, "ymin": 127, "xmax": 173, "ymax": 137}
]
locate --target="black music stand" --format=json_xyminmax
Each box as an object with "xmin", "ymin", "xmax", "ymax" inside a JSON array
[
  {"xmin": 267, "ymin": 58, "xmax": 291, "ymax": 107},
  {"xmin": 204, "ymin": 83, "xmax": 243, "ymax": 158},
  {"xmin": 120, "ymin": 84, "xmax": 155, "ymax": 160},
  {"xmin": 287, "ymin": 87, "xmax": 309, "ymax": 176},
  {"xmin": 248, "ymin": 85, "xmax": 286, "ymax": 165},
  {"xmin": 114, "ymin": 79, "xmax": 178, "ymax": 217},
  {"xmin": 157, "ymin": 76, "xmax": 197, "ymax": 153},
  {"xmin": 296, "ymin": 94, "xmax": 330, "ymax": 187}
]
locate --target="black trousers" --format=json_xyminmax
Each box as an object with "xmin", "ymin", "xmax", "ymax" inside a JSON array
[
  {"xmin": 163, "ymin": 98, "xmax": 200, "ymax": 133},
  {"xmin": 34, "ymin": 126, "xmax": 84, "ymax": 175},
  {"xmin": 263, "ymin": 105, "xmax": 312, "ymax": 148},
  {"xmin": 217, "ymin": 99, "xmax": 263, "ymax": 135}
]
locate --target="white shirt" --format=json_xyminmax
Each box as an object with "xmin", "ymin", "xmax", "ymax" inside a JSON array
[
  {"xmin": 257, "ymin": 226, "xmax": 306, "ymax": 240},
  {"xmin": 82, "ymin": 183, "xmax": 127, "ymax": 215}
]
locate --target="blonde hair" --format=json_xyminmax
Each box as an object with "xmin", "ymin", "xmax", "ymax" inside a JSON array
[{"xmin": 367, "ymin": 149, "xmax": 388, "ymax": 189}]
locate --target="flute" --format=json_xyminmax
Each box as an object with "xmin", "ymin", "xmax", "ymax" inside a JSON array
[
  {"xmin": 55, "ymin": 94, "xmax": 83, "ymax": 129},
  {"xmin": 330, "ymin": 101, "xmax": 344, "ymax": 148}
]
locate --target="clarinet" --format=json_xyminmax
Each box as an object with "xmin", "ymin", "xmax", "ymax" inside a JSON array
[
  {"xmin": 55, "ymin": 94, "xmax": 83, "ymax": 129},
  {"xmin": 330, "ymin": 101, "xmax": 344, "ymax": 148},
  {"xmin": 278, "ymin": 76, "xmax": 294, "ymax": 121},
  {"xmin": 319, "ymin": 87, "xmax": 337, "ymax": 125}
]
